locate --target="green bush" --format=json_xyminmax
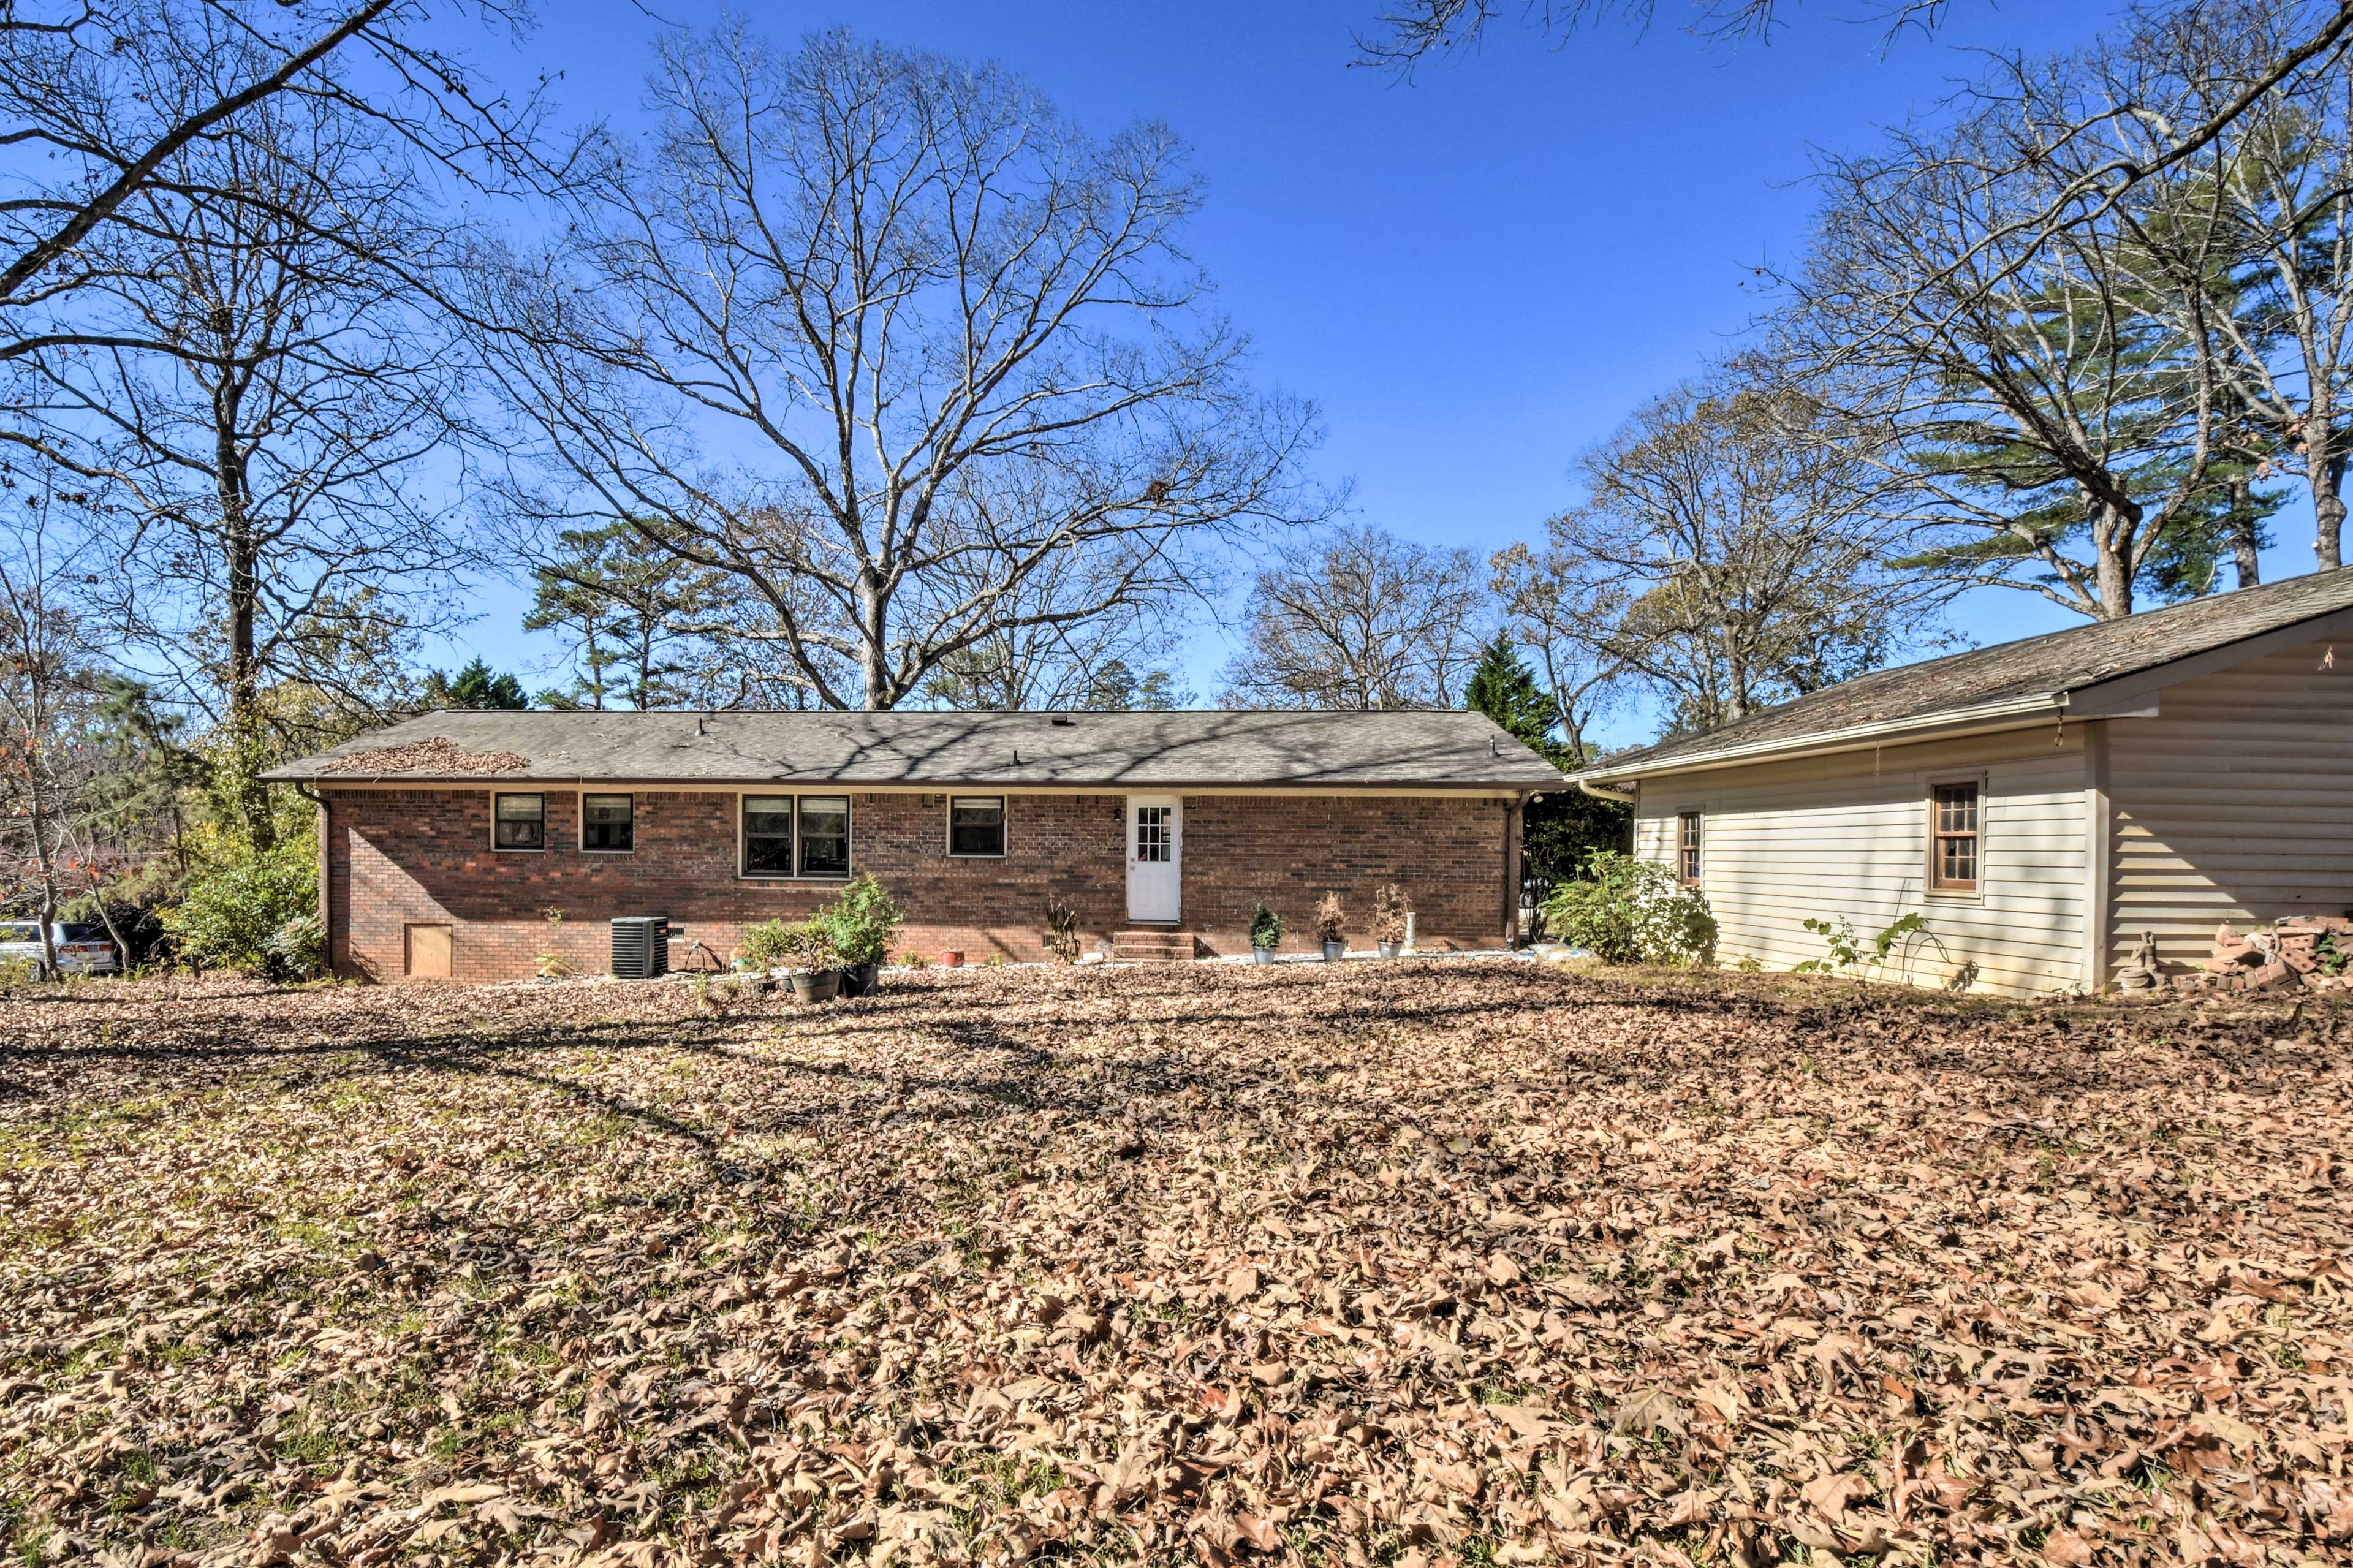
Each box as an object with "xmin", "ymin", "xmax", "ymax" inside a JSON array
[
  {"xmin": 1249, "ymin": 901, "xmax": 1284, "ymax": 950},
  {"xmin": 1540, "ymin": 850, "xmax": 1717, "ymax": 966},
  {"xmin": 824, "ymin": 874, "xmax": 904, "ymax": 967},
  {"xmin": 740, "ymin": 918, "xmax": 794, "ymax": 971},
  {"xmin": 169, "ymin": 836, "xmax": 318, "ymax": 975}
]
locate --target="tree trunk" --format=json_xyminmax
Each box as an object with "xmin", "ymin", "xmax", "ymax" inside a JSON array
[
  {"xmin": 2316, "ymin": 447, "xmax": 2347, "ymax": 574},
  {"xmin": 2227, "ymin": 472, "xmax": 2262, "ymax": 589},
  {"xmin": 2095, "ymin": 515, "xmax": 2135, "ymax": 619},
  {"xmin": 857, "ymin": 570, "xmax": 891, "ymax": 710},
  {"xmin": 216, "ymin": 400, "xmax": 273, "ymax": 850},
  {"xmin": 29, "ymin": 806, "xmax": 61, "ymax": 981}
]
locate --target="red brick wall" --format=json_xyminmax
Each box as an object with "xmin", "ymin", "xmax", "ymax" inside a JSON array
[{"xmin": 327, "ymin": 787, "xmax": 1513, "ymax": 981}]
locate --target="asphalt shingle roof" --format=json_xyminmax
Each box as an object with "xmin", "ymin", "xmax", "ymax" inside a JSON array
[
  {"xmin": 266, "ymin": 708, "xmax": 1566, "ymax": 790},
  {"xmin": 1583, "ymin": 566, "xmax": 2353, "ymax": 779}
]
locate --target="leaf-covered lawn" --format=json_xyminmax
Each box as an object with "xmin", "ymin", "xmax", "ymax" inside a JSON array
[{"xmin": 1, "ymin": 963, "xmax": 2347, "ymax": 1567}]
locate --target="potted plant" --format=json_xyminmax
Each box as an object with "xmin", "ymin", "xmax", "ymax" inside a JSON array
[
  {"xmin": 1314, "ymin": 892, "xmax": 1346, "ymax": 961},
  {"xmin": 939, "ymin": 949, "xmax": 965, "ymax": 968},
  {"xmin": 1044, "ymin": 895, "xmax": 1081, "ymax": 963},
  {"xmin": 1249, "ymin": 901, "xmax": 1283, "ymax": 964},
  {"xmin": 740, "ymin": 917, "xmax": 792, "ymax": 973},
  {"xmin": 534, "ymin": 907, "xmax": 570, "ymax": 983},
  {"xmin": 784, "ymin": 918, "xmax": 842, "ymax": 1003},
  {"xmin": 1373, "ymin": 884, "xmax": 1410, "ymax": 959},
  {"xmin": 824, "ymin": 874, "xmax": 903, "ymax": 997}
]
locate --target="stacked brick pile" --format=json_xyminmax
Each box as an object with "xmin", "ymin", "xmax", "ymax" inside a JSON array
[{"xmin": 2177, "ymin": 917, "xmax": 2353, "ymax": 993}]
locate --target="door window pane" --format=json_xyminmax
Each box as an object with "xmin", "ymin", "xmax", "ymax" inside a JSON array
[
  {"xmin": 1135, "ymin": 806, "xmax": 1170, "ymax": 863},
  {"xmin": 743, "ymin": 796, "xmax": 794, "ymax": 876},
  {"xmin": 950, "ymin": 796, "xmax": 1005, "ymax": 856},
  {"xmin": 798, "ymin": 797, "xmax": 851, "ymax": 878},
  {"xmin": 582, "ymin": 793, "xmax": 634, "ymax": 851},
  {"xmin": 494, "ymin": 793, "xmax": 545, "ymax": 849}
]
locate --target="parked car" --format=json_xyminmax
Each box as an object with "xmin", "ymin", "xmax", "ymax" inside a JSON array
[{"xmin": 0, "ymin": 922, "xmax": 121, "ymax": 977}]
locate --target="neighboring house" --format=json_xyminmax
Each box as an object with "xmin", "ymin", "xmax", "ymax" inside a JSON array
[
  {"xmin": 1569, "ymin": 569, "xmax": 2353, "ymax": 998},
  {"xmin": 263, "ymin": 709, "xmax": 1563, "ymax": 982}
]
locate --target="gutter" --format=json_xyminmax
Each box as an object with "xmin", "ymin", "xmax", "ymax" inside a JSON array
[
  {"xmin": 1569, "ymin": 691, "xmax": 2068, "ymax": 784},
  {"xmin": 1577, "ymin": 776, "xmax": 1638, "ymax": 805}
]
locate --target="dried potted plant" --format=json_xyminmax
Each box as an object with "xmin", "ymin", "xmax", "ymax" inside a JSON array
[
  {"xmin": 1249, "ymin": 901, "xmax": 1283, "ymax": 964},
  {"xmin": 784, "ymin": 918, "xmax": 843, "ymax": 1003},
  {"xmin": 1045, "ymin": 894, "xmax": 1081, "ymax": 963},
  {"xmin": 1314, "ymin": 892, "xmax": 1346, "ymax": 962},
  {"xmin": 1373, "ymin": 884, "xmax": 1411, "ymax": 959},
  {"xmin": 534, "ymin": 908, "xmax": 570, "ymax": 983}
]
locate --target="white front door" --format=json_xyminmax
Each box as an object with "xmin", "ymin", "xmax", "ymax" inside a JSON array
[{"xmin": 1126, "ymin": 795, "xmax": 1182, "ymax": 923}]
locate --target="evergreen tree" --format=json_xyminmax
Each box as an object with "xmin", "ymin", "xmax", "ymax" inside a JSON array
[
  {"xmin": 423, "ymin": 658, "xmax": 528, "ymax": 710},
  {"xmin": 1462, "ymin": 633, "xmax": 1629, "ymax": 899}
]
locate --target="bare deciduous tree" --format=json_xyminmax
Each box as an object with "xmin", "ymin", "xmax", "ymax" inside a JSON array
[
  {"xmin": 1784, "ymin": 84, "xmax": 2244, "ymax": 621},
  {"xmin": 17, "ymin": 80, "xmax": 474, "ymax": 846},
  {"xmin": 1525, "ymin": 368, "xmax": 1943, "ymax": 733},
  {"xmin": 0, "ymin": 0, "xmax": 555, "ymax": 371},
  {"xmin": 1218, "ymin": 525, "xmax": 1491, "ymax": 711},
  {"xmin": 468, "ymin": 26, "xmax": 1325, "ymax": 712}
]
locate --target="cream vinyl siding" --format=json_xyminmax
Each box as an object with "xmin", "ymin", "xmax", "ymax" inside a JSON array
[
  {"xmin": 2104, "ymin": 634, "xmax": 2353, "ymax": 972},
  {"xmin": 1633, "ymin": 727, "xmax": 2088, "ymax": 997}
]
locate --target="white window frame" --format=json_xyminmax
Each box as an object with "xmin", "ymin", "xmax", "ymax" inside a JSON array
[
  {"xmin": 945, "ymin": 794, "xmax": 1008, "ymax": 858},
  {"xmin": 736, "ymin": 791, "xmax": 854, "ymax": 881},
  {"xmin": 491, "ymin": 792, "xmax": 546, "ymax": 853},
  {"xmin": 580, "ymin": 792, "xmax": 635, "ymax": 855}
]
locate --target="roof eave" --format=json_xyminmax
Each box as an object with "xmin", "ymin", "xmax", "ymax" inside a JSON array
[{"xmin": 1568, "ymin": 691, "xmax": 2070, "ymax": 784}]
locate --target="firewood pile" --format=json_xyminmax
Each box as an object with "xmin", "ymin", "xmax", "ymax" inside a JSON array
[{"xmin": 2172, "ymin": 916, "xmax": 2353, "ymax": 993}]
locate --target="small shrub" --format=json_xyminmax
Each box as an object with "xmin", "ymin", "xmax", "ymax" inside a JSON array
[
  {"xmin": 900, "ymin": 949, "xmax": 931, "ymax": 970},
  {"xmin": 1373, "ymin": 884, "xmax": 1410, "ymax": 946},
  {"xmin": 265, "ymin": 914, "xmax": 326, "ymax": 980},
  {"xmin": 1045, "ymin": 895, "xmax": 1080, "ymax": 963},
  {"xmin": 740, "ymin": 918, "xmax": 794, "ymax": 971},
  {"xmin": 1249, "ymin": 901, "xmax": 1284, "ymax": 951},
  {"xmin": 1539, "ymin": 850, "xmax": 1716, "ymax": 967},
  {"xmin": 824, "ymin": 874, "xmax": 904, "ymax": 968},
  {"xmin": 1313, "ymin": 892, "xmax": 1346, "ymax": 947},
  {"xmin": 169, "ymin": 835, "xmax": 317, "ymax": 975},
  {"xmin": 783, "ymin": 918, "xmax": 841, "ymax": 973},
  {"xmin": 1794, "ymin": 912, "xmax": 1927, "ymax": 977}
]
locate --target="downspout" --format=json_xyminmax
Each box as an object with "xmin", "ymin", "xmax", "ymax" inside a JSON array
[{"xmin": 1504, "ymin": 793, "xmax": 1526, "ymax": 947}]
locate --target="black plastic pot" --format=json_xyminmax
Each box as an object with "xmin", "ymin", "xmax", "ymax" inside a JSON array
[{"xmin": 838, "ymin": 961, "xmax": 880, "ymax": 997}]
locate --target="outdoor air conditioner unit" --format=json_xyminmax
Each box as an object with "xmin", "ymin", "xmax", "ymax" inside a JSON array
[{"xmin": 610, "ymin": 915, "xmax": 670, "ymax": 979}]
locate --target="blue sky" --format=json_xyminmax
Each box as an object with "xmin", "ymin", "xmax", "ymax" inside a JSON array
[{"xmin": 440, "ymin": 0, "xmax": 2323, "ymax": 743}]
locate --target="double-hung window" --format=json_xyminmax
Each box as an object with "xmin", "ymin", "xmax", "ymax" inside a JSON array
[
  {"xmin": 493, "ymin": 793, "xmax": 545, "ymax": 850},
  {"xmin": 949, "ymin": 796, "xmax": 1006, "ymax": 857},
  {"xmin": 1677, "ymin": 811, "xmax": 1702, "ymax": 885},
  {"xmin": 1930, "ymin": 781, "xmax": 1980, "ymax": 893},
  {"xmin": 582, "ymin": 793, "xmax": 634, "ymax": 852},
  {"xmin": 740, "ymin": 795, "xmax": 852, "ymax": 879}
]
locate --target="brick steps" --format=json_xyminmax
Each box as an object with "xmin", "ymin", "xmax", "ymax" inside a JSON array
[{"xmin": 1113, "ymin": 928, "xmax": 1199, "ymax": 963}]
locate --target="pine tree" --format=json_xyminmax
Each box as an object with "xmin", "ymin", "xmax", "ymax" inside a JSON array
[
  {"xmin": 424, "ymin": 658, "xmax": 528, "ymax": 710},
  {"xmin": 1462, "ymin": 632, "xmax": 1628, "ymax": 895}
]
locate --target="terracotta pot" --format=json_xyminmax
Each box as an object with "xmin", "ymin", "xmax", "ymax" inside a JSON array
[{"xmin": 939, "ymin": 950, "xmax": 965, "ymax": 968}]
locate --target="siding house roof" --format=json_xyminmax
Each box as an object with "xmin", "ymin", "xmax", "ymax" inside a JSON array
[
  {"xmin": 1580, "ymin": 566, "xmax": 2353, "ymax": 782},
  {"xmin": 265, "ymin": 708, "xmax": 1566, "ymax": 790}
]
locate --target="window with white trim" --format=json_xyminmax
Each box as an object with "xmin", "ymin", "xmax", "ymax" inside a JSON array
[
  {"xmin": 740, "ymin": 794, "xmax": 852, "ymax": 879},
  {"xmin": 494, "ymin": 793, "xmax": 545, "ymax": 850},
  {"xmin": 949, "ymin": 796, "xmax": 1006, "ymax": 857},
  {"xmin": 582, "ymin": 793, "xmax": 634, "ymax": 852}
]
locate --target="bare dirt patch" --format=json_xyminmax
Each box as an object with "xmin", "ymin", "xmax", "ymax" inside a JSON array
[{"xmin": 1, "ymin": 966, "xmax": 2347, "ymax": 1566}]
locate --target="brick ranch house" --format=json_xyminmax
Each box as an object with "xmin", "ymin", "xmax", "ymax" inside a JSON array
[{"xmin": 265, "ymin": 709, "xmax": 1566, "ymax": 982}]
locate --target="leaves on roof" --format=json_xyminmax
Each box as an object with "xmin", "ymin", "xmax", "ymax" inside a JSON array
[{"xmin": 318, "ymin": 737, "xmax": 532, "ymax": 775}]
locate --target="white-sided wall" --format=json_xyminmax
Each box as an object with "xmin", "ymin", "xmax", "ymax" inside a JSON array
[
  {"xmin": 2104, "ymin": 634, "xmax": 2353, "ymax": 973},
  {"xmin": 1632, "ymin": 726, "xmax": 2090, "ymax": 998}
]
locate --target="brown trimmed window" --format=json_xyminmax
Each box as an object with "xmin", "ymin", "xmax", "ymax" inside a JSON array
[
  {"xmin": 582, "ymin": 793, "xmax": 634, "ymax": 852},
  {"xmin": 1677, "ymin": 811, "xmax": 1702, "ymax": 885},
  {"xmin": 1931, "ymin": 782, "xmax": 1980, "ymax": 891}
]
